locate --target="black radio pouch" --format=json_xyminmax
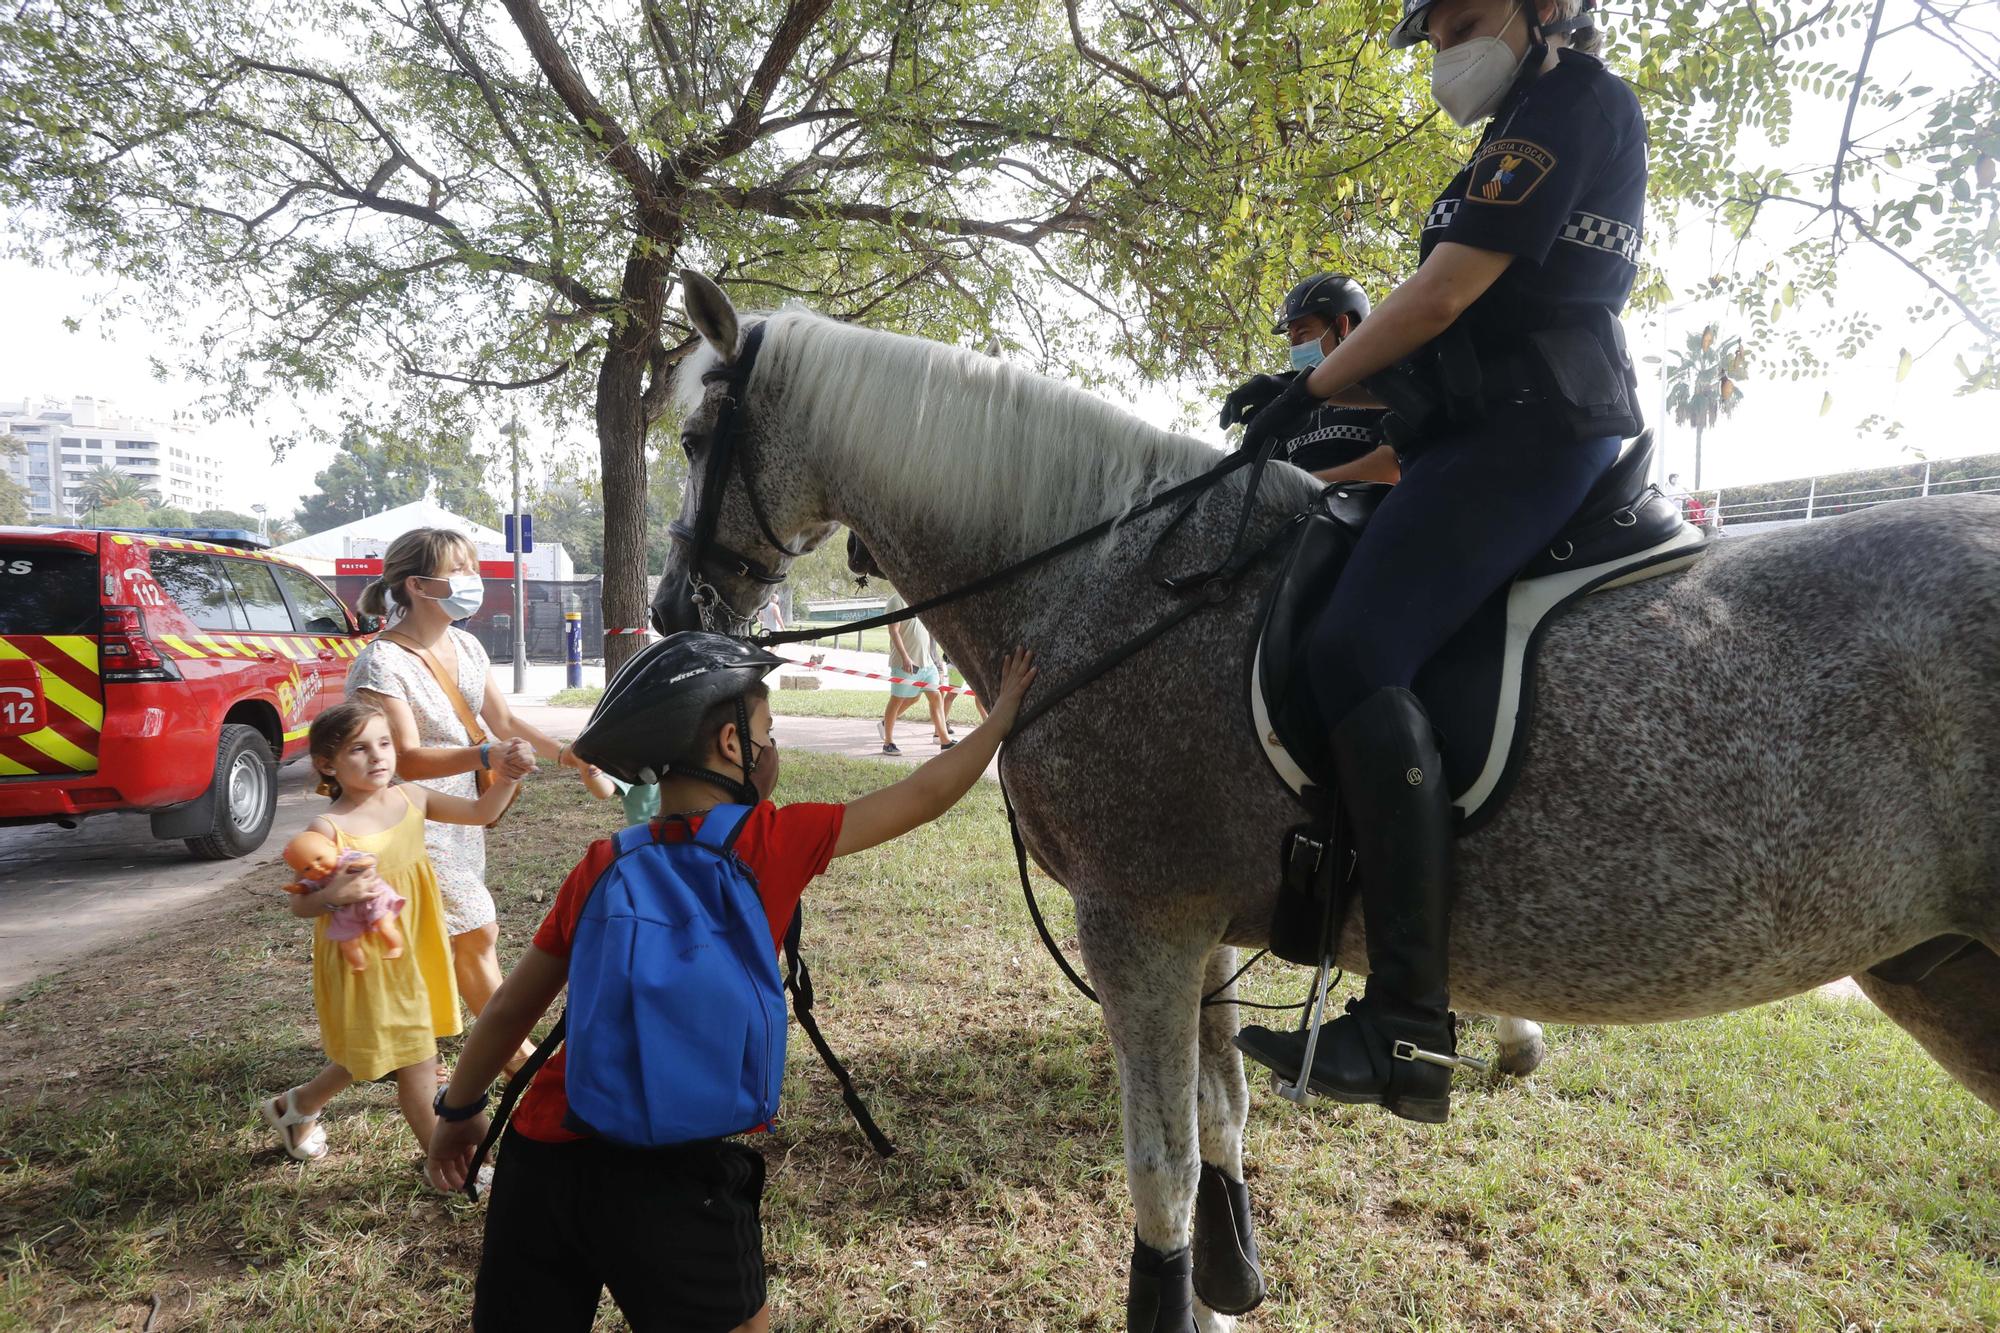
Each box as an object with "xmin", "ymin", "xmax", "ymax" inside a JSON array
[{"xmin": 1524, "ymin": 313, "xmax": 1642, "ymax": 441}]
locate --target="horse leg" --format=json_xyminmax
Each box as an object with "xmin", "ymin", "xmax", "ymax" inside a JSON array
[
  {"xmin": 1079, "ymin": 907, "xmax": 1210, "ymax": 1333},
  {"xmin": 1192, "ymin": 945, "xmax": 1264, "ymax": 1330},
  {"xmin": 1853, "ymin": 941, "xmax": 2000, "ymax": 1113},
  {"xmin": 1490, "ymin": 1014, "xmax": 1548, "ymax": 1078}
]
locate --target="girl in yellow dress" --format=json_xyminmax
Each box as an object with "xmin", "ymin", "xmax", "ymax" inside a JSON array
[{"xmin": 260, "ymin": 700, "xmax": 521, "ymax": 1161}]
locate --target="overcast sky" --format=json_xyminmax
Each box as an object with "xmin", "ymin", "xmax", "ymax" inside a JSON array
[{"xmin": 2, "ymin": 7, "xmax": 1992, "ymax": 517}]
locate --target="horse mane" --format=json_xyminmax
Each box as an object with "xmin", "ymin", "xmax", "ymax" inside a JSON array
[{"xmin": 681, "ymin": 306, "xmax": 1282, "ymax": 550}]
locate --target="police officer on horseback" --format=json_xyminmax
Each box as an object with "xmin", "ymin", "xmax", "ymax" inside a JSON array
[
  {"xmin": 1220, "ymin": 274, "xmax": 1395, "ymax": 480},
  {"xmin": 1232, "ymin": 0, "xmax": 1647, "ymax": 1124}
]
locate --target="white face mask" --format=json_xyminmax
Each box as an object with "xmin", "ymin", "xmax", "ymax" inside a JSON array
[
  {"xmin": 418, "ymin": 572, "xmax": 485, "ymax": 620},
  {"xmin": 1431, "ymin": 4, "xmax": 1529, "ymax": 127}
]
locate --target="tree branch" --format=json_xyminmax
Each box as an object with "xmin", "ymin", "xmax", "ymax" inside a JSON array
[
  {"xmin": 500, "ymin": 0, "xmax": 658, "ymax": 204},
  {"xmin": 1064, "ymin": 0, "xmax": 1185, "ymax": 98},
  {"xmin": 699, "ymin": 184, "xmax": 1099, "ymax": 245},
  {"xmin": 386, "ymin": 333, "xmax": 606, "ymax": 390},
  {"xmin": 664, "ymin": 0, "xmax": 837, "ymax": 186}
]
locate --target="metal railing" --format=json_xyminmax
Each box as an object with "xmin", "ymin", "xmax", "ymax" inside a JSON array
[{"xmin": 1674, "ymin": 464, "xmax": 2000, "ymax": 534}]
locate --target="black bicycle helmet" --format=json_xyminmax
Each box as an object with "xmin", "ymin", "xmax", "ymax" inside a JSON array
[
  {"xmin": 572, "ymin": 631, "xmax": 783, "ymax": 796},
  {"xmin": 1271, "ymin": 272, "xmax": 1372, "ymax": 333}
]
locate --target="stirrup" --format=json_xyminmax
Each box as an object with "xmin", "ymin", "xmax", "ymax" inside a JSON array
[{"xmin": 1274, "ymin": 953, "xmax": 1337, "ymax": 1105}]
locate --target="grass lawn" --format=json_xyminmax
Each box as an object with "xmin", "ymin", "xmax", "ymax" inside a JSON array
[{"xmin": 3, "ymin": 752, "xmax": 1998, "ymax": 1329}]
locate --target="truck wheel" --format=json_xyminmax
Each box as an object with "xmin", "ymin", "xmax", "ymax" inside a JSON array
[{"xmin": 185, "ymin": 723, "xmax": 278, "ymax": 859}]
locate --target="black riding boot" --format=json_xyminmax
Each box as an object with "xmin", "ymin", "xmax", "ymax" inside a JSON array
[{"xmin": 1235, "ymin": 687, "xmax": 1465, "ymax": 1123}]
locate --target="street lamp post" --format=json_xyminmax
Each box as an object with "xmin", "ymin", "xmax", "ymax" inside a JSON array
[{"xmin": 250, "ymin": 502, "xmax": 268, "ymax": 544}]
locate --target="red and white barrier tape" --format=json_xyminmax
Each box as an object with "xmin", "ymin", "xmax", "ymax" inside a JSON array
[
  {"xmin": 777, "ymin": 653, "xmax": 980, "ymax": 700},
  {"xmin": 606, "ymin": 626, "xmax": 652, "ymax": 636}
]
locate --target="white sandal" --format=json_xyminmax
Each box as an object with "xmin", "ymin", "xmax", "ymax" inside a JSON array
[{"xmin": 260, "ymin": 1087, "xmax": 328, "ymax": 1162}]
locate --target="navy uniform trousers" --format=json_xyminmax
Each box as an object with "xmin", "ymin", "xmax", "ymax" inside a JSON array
[{"xmin": 1307, "ymin": 406, "xmax": 1620, "ymax": 726}]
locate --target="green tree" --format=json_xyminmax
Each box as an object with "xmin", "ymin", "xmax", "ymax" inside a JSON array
[
  {"xmin": 146, "ymin": 505, "xmax": 196, "ymax": 527},
  {"xmin": 527, "ymin": 451, "xmax": 604, "ymax": 576},
  {"xmin": 0, "ymin": 435, "xmax": 27, "ymax": 526},
  {"xmin": 294, "ymin": 423, "xmax": 499, "ymax": 534},
  {"xmin": 1662, "ymin": 324, "xmax": 1749, "ymax": 488},
  {"xmin": 90, "ymin": 497, "xmax": 155, "ymax": 528},
  {"xmin": 193, "ymin": 508, "xmax": 266, "ymax": 531},
  {"xmin": 74, "ymin": 466, "xmax": 158, "ymax": 522},
  {"xmin": 4, "ymin": 0, "xmax": 1996, "ymax": 673}
]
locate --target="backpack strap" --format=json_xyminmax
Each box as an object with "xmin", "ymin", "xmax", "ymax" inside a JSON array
[
  {"xmin": 463, "ymin": 1008, "xmax": 566, "ymax": 1201},
  {"xmin": 783, "ymin": 907, "xmax": 895, "ymax": 1157},
  {"xmin": 693, "ymin": 803, "xmax": 755, "ymax": 853},
  {"xmin": 613, "ymin": 821, "xmax": 659, "ymax": 857}
]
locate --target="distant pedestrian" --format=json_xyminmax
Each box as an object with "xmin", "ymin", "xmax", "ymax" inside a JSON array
[{"xmin": 878, "ymin": 592, "xmax": 952, "ymax": 754}]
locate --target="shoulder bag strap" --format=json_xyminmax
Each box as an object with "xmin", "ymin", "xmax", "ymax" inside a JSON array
[{"xmin": 379, "ymin": 630, "xmax": 489, "ymax": 748}]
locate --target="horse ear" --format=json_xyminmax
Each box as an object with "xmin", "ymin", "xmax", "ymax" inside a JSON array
[{"xmin": 681, "ymin": 270, "xmax": 739, "ymax": 360}]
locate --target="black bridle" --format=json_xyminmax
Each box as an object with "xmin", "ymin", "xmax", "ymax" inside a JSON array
[{"xmin": 668, "ymin": 322, "xmax": 807, "ymax": 629}]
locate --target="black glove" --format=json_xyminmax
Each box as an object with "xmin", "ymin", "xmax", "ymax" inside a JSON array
[
  {"xmin": 1239, "ymin": 377, "xmax": 1321, "ymax": 459},
  {"xmin": 1219, "ymin": 372, "xmax": 1298, "ymax": 428}
]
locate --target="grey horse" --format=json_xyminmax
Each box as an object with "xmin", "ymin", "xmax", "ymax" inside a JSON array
[{"xmin": 653, "ymin": 274, "xmax": 2000, "ymax": 1332}]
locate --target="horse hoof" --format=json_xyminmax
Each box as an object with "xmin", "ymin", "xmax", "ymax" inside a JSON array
[
  {"xmin": 1494, "ymin": 1034, "xmax": 1547, "ymax": 1078},
  {"xmin": 1128, "ymin": 1235, "xmax": 1198, "ymax": 1333},
  {"xmin": 1192, "ymin": 1164, "xmax": 1266, "ymax": 1315}
]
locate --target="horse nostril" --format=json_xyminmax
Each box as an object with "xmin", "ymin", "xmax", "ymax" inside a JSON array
[{"xmin": 649, "ymin": 592, "xmax": 701, "ymax": 636}]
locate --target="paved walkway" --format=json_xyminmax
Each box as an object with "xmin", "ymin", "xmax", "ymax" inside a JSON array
[{"xmin": 0, "ymin": 699, "xmax": 941, "ymax": 1000}]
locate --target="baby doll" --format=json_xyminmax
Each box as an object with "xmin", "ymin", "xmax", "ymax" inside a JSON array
[{"xmin": 281, "ymin": 830, "xmax": 407, "ymax": 974}]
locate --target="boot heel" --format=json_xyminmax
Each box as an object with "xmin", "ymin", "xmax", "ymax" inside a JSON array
[{"xmin": 1385, "ymin": 1095, "xmax": 1451, "ymax": 1124}]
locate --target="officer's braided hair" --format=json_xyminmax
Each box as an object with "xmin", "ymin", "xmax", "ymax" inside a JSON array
[{"xmin": 1546, "ymin": 0, "xmax": 1603, "ymax": 55}]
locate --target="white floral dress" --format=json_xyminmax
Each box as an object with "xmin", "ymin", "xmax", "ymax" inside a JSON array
[{"xmin": 346, "ymin": 627, "xmax": 496, "ymax": 935}]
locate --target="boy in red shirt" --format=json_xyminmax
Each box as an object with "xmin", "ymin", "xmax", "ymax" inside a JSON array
[{"xmin": 427, "ymin": 634, "xmax": 1036, "ymax": 1333}]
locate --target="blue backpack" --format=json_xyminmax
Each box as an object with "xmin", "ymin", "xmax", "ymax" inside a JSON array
[
  {"xmin": 466, "ymin": 807, "xmax": 893, "ymax": 1191},
  {"xmin": 565, "ymin": 806, "xmax": 784, "ymax": 1146}
]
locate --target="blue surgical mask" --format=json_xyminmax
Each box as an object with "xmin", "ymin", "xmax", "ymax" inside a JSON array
[
  {"xmin": 1289, "ymin": 341, "xmax": 1325, "ymax": 371},
  {"xmin": 420, "ymin": 573, "xmax": 485, "ymax": 620}
]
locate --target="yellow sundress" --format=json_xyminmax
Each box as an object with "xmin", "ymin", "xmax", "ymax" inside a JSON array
[{"xmin": 313, "ymin": 787, "xmax": 462, "ymax": 1082}]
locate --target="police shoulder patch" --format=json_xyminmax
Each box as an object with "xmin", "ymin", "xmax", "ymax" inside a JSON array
[{"xmin": 1466, "ymin": 139, "xmax": 1557, "ymax": 206}]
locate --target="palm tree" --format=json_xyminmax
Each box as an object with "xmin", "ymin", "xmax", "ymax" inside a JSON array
[
  {"xmin": 1662, "ymin": 324, "xmax": 1748, "ymax": 489},
  {"xmin": 75, "ymin": 465, "xmax": 159, "ymax": 522}
]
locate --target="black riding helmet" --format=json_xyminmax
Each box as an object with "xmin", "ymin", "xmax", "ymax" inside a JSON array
[
  {"xmin": 1272, "ymin": 272, "xmax": 1372, "ymax": 334},
  {"xmin": 571, "ymin": 631, "xmax": 783, "ymax": 799}
]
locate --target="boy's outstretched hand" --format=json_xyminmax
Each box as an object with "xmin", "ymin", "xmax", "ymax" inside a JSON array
[
  {"xmin": 832, "ymin": 646, "xmax": 1039, "ymax": 859},
  {"xmin": 984, "ymin": 647, "xmax": 1037, "ymax": 728}
]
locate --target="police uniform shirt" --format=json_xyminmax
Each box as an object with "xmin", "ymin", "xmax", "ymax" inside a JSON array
[
  {"xmin": 1421, "ymin": 49, "xmax": 1647, "ymax": 341},
  {"xmin": 1285, "ymin": 401, "xmax": 1386, "ymax": 473}
]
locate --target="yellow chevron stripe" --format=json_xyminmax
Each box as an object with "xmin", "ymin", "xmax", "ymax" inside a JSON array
[
  {"xmin": 0, "ymin": 641, "xmax": 103, "ymax": 730},
  {"xmin": 112, "ymin": 535, "xmax": 133, "ymax": 545},
  {"xmin": 0, "ymin": 752, "xmax": 35, "ymax": 776},
  {"xmin": 158, "ymin": 634, "xmax": 206, "ymax": 660},
  {"xmin": 20, "ymin": 727, "xmax": 96, "ymax": 772},
  {"xmin": 45, "ymin": 636, "xmax": 99, "ymax": 674},
  {"xmin": 283, "ymin": 724, "xmax": 310, "ymax": 742},
  {"xmin": 196, "ymin": 634, "xmax": 239, "ymax": 658}
]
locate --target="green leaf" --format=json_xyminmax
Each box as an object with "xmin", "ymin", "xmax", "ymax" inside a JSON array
[{"xmin": 1896, "ymin": 348, "xmax": 1913, "ymax": 382}]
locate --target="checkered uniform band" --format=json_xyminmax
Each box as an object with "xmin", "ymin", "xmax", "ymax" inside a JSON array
[{"xmin": 1557, "ymin": 210, "xmax": 1641, "ymax": 264}]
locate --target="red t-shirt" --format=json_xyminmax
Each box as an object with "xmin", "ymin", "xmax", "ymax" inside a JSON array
[{"xmin": 510, "ymin": 800, "xmax": 845, "ymax": 1144}]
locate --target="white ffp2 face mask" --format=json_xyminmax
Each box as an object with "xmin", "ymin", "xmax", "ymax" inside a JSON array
[
  {"xmin": 419, "ymin": 572, "xmax": 485, "ymax": 620},
  {"xmin": 1431, "ymin": 5, "xmax": 1529, "ymax": 127}
]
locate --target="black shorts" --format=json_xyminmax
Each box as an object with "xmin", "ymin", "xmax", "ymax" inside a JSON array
[{"xmin": 473, "ymin": 1128, "xmax": 767, "ymax": 1333}]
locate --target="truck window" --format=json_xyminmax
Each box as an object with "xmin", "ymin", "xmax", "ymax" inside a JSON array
[
  {"xmin": 0, "ymin": 546, "xmax": 99, "ymax": 635},
  {"xmin": 219, "ymin": 560, "xmax": 296, "ymax": 633},
  {"xmin": 148, "ymin": 551, "xmax": 250, "ymax": 632},
  {"xmin": 271, "ymin": 565, "xmax": 351, "ymax": 636}
]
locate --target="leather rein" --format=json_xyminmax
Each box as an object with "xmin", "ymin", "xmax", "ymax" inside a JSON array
[{"xmin": 675, "ymin": 320, "xmax": 1307, "ymax": 1006}]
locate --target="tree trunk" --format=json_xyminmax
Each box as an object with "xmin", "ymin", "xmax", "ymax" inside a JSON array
[
  {"xmin": 1694, "ymin": 425, "xmax": 1705, "ymax": 491},
  {"xmin": 596, "ymin": 242, "xmax": 671, "ymax": 677}
]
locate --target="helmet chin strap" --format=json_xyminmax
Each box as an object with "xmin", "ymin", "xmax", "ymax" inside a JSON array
[{"xmin": 667, "ymin": 698, "xmax": 762, "ymax": 805}]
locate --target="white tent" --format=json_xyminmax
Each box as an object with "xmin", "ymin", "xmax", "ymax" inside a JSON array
[{"xmin": 273, "ymin": 499, "xmax": 571, "ymax": 579}]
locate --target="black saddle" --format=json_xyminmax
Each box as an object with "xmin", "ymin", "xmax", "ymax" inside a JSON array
[{"xmin": 1252, "ymin": 430, "xmax": 1708, "ymax": 833}]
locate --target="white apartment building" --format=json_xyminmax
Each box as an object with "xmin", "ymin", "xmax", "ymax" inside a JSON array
[{"xmin": 0, "ymin": 397, "xmax": 227, "ymax": 521}]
